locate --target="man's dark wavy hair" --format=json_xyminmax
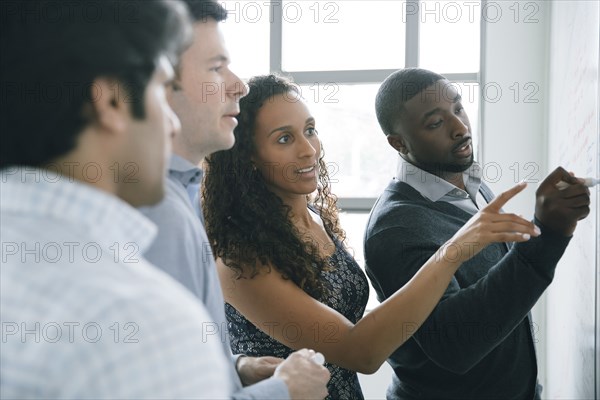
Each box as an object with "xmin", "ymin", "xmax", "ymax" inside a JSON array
[
  {"xmin": 203, "ymin": 74, "xmax": 345, "ymax": 298},
  {"xmin": 0, "ymin": 0, "xmax": 192, "ymax": 168}
]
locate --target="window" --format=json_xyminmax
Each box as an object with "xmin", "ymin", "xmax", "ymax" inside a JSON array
[
  {"xmin": 220, "ymin": 0, "xmax": 482, "ymax": 308},
  {"xmin": 281, "ymin": 1, "xmax": 406, "ymax": 71}
]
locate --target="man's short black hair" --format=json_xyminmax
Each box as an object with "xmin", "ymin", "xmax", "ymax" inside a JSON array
[
  {"xmin": 180, "ymin": 0, "xmax": 228, "ymax": 22},
  {"xmin": 375, "ymin": 68, "xmax": 445, "ymax": 137},
  {"xmin": 0, "ymin": 0, "xmax": 192, "ymax": 169}
]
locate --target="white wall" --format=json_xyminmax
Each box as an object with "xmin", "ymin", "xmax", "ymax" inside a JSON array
[
  {"xmin": 358, "ymin": 362, "xmax": 395, "ymax": 400},
  {"xmin": 544, "ymin": 1, "xmax": 599, "ymax": 398},
  {"xmin": 481, "ymin": 0, "xmax": 550, "ymax": 390},
  {"xmin": 481, "ymin": 0, "xmax": 549, "ymax": 215}
]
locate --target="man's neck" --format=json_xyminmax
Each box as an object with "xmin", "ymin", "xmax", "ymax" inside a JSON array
[
  {"xmin": 173, "ymin": 147, "xmax": 204, "ymax": 168},
  {"xmin": 49, "ymin": 156, "xmax": 116, "ymax": 195},
  {"xmin": 402, "ymin": 156, "xmax": 467, "ymax": 190}
]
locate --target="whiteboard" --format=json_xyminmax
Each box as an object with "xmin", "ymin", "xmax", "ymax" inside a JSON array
[{"xmin": 545, "ymin": 1, "xmax": 599, "ymax": 399}]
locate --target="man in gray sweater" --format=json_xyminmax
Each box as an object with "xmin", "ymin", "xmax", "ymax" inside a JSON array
[{"xmin": 364, "ymin": 68, "xmax": 590, "ymax": 399}]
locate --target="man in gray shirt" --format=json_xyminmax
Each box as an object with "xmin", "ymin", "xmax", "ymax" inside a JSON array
[{"xmin": 140, "ymin": 1, "xmax": 330, "ymax": 399}]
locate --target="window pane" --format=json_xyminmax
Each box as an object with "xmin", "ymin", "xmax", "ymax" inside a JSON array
[
  {"xmin": 419, "ymin": 0, "xmax": 480, "ymax": 73},
  {"xmin": 220, "ymin": 1, "xmax": 270, "ymax": 79},
  {"xmin": 299, "ymin": 84, "xmax": 398, "ymax": 198},
  {"xmin": 282, "ymin": 1, "xmax": 405, "ymax": 71},
  {"xmin": 454, "ymin": 82, "xmax": 480, "ymax": 155},
  {"xmin": 300, "ymin": 82, "xmax": 480, "ymax": 198},
  {"xmin": 338, "ymin": 212, "xmax": 380, "ymax": 311}
]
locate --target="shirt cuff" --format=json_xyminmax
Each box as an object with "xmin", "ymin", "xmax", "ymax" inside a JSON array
[{"xmin": 232, "ymin": 353, "xmax": 246, "ymax": 373}]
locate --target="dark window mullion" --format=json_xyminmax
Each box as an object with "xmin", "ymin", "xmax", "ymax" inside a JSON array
[{"xmin": 269, "ymin": 0, "xmax": 283, "ymax": 73}]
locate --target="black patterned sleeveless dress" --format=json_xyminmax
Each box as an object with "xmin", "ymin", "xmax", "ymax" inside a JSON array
[{"xmin": 225, "ymin": 238, "xmax": 370, "ymax": 399}]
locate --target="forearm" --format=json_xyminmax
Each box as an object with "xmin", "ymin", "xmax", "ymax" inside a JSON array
[
  {"xmin": 415, "ymin": 230, "xmax": 570, "ymax": 373},
  {"xmin": 334, "ymin": 245, "xmax": 461, "ymax": 373},
  {"xmin": 274, "ymin": 252, "xmax": 458, "ymax": 374}
]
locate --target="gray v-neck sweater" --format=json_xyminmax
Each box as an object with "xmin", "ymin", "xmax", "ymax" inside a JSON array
[{"xmin": 364, "ymin": 179, "xmax": 571, "ymax": 399}]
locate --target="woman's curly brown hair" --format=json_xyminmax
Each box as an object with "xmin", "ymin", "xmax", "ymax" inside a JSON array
[{"xmin": 202, "ymin": 74, "xmax": 345, "ymax": 298}]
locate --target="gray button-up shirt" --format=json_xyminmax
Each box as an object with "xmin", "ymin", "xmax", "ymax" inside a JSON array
[
  {"xmin": 395, "ymin": 156, "xmax": 488, "ymax": 215},
  {"xmin": 140, "ymin": 155, "xmax": 289, "ymax": 400}
]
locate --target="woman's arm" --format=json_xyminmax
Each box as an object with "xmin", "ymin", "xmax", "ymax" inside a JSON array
[{"xmin": 218, "ymin": 182, "xmax": 538, "ymax": 374}]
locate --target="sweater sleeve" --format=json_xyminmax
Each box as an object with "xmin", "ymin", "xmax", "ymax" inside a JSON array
[{"xmin": 365, "ymin": 207, "xmax": 571, "ymax": 374}]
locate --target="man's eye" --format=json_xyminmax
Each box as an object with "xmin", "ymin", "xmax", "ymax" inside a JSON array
[
  {"xmin": 169, "ymin": 81, "xmax": 182, "ymax": 91},
  {"xmin": 428, "ymin": 120, "xmax": 442, "ymax": 129}
]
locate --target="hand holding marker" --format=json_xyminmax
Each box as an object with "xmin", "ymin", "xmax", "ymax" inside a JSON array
[{"xmin": 555, "ymin": 177, "xmax": 599, "ymax": 190}]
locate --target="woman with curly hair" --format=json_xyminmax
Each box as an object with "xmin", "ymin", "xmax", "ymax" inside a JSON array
[{"xmin": 202, "ymin": 74, "xmax": 538, "ymax": 399}]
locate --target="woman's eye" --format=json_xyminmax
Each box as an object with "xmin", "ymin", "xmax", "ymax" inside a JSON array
[
  {"xmin": 306, "ymin": 127, "xmax": 318, "ymax": 136},
  {"xmin": 277, "ymin": 135, "xmax": 290, "ymax": 144}
]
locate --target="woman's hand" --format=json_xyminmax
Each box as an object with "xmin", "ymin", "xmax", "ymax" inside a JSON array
[{"xmin": 441, "ymin": 181, "xmax": 540, "ymax": 264}]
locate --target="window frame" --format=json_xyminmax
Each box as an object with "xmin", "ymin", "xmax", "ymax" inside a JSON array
[{"xmin": 264, "ymin": 0, "xmax": 483, "ymax": 211}]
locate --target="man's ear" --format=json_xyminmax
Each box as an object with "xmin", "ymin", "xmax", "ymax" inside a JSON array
[
  {"xmin": 89, "ymin": 78, "xmax": 128, "ymax": 135},
  {"xmin": 387, "ymin": 134, "xmax": 408, "ymax": 154}
]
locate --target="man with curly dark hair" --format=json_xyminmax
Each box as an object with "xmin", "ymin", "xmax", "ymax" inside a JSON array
[{"xmin": 139, "ymin": 1, "xmax": 330, "ymax": 399}]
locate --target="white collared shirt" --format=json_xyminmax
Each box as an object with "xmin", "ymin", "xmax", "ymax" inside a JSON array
[
  {"xmin": 395, "ymin": 156, "xmax": 488, "ymax": 215},
  {"xmin": 1, "ymin": 167, "xmax": 230, "ymax": 399}
]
